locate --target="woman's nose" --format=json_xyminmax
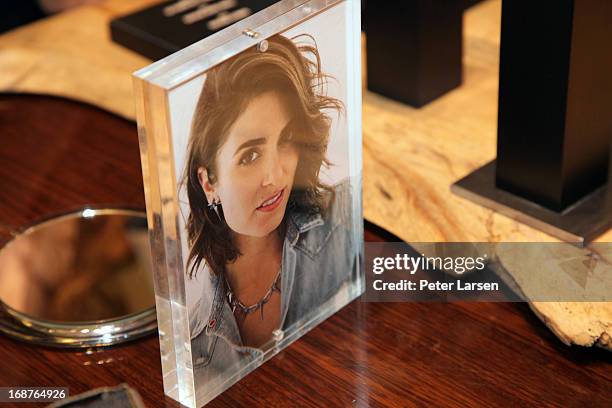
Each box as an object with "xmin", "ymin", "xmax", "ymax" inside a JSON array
[{"xmin": 262, "ymin": 150, "xmax": 284, "ymax": 187}]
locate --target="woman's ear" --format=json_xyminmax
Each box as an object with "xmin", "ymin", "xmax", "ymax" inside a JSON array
[{"xmin": 197, "ymin": 167, "xmax": 216, "ymax": 203}]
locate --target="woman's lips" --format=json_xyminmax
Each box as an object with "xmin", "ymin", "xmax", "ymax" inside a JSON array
[{"xmin": 257, "ymin": 188, "xmax": 284, "ymax": 212}]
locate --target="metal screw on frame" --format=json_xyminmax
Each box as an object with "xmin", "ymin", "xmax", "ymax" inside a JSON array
[
  {"xmin": 272, "ymin": 329, "xmax": 284, "ymax": 342},
  {"xmin": 242, "ymin": 28, "xmax": 260, "ymax": 38},
  {"xmin": 242, "ymin": 29, "xmax": 268, "ymax": 52}
]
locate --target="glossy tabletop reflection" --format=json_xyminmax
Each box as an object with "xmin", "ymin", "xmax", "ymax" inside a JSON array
[
  {"xmin": 0, "ymin": 228, "xmax": 610, "ymax": 406},
  {"xmin": 0, "ymin": 92, "xmax": 609, "ymax": 406},
  {"xmin": 0, "ymin": 93, "xmax": 145, "ymax": 230},
  {"xmin": 0, "ymin": 94, "xmax": 155, "ymax": 348}
]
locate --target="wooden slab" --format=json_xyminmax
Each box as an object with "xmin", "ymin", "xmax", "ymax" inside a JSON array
[{"xmin": 0, "ymin": 2, "xmax": 150, "ymax": 119}]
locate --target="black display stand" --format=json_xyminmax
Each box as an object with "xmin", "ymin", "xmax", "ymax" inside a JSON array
[
  {"xmin": 453, "ymin": 0, "xmax": 612, "ymax": 244},
  {"xmin": 364, "ymin": 0, "xmax": 464, "ymax": 107}
]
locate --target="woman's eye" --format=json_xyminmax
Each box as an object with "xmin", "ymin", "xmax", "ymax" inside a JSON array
[{"xmin": 239, "ymin": 149, "xmax": 260, "ymax": 165}]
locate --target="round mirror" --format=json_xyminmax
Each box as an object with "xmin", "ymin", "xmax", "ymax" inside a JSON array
[{"xmin": 0, "ymin": 208, "xmax": 156, "ymax": 347}]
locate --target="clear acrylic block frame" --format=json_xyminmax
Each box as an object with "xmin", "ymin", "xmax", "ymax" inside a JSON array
[{"xmin": 133, "ymin": 1, "xmax": 363, "ymax": 406}]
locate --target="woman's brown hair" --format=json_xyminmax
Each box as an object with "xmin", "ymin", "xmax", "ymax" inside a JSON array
[{"xmin": 185, "ymin": 34, "xmax": 342, "ymax": 279}]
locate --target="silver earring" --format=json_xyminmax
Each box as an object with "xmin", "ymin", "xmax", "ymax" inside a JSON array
[{"xmin": 208, "ymin": 198, "xmax": 221, "ymax": 220}]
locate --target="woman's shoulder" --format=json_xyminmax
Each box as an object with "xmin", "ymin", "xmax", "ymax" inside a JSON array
[
  {"xmin": 324, "ymin": 178, "xmax": 353, "ymax": 226},
  {"xmin": 282, "ymin": 179, "xmax": 358, "ymax": 323},
  {"xmin": 188, "ymin": 262, "xmax": 218, "ymax": 339}
]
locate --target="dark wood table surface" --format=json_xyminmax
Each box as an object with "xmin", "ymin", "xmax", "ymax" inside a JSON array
[{"xmin": 0, "ymin": 94, "xmax": 610, "ymax": 407}]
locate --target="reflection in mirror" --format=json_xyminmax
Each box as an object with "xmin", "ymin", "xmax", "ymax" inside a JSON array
[{"xmin": 0, "ymin": 209, "xmax": 156, "ymax": 347}]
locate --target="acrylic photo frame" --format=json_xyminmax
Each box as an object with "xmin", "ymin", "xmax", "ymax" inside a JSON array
[{"xmin": 133, "ymin": 1, "xmax": 363, "ymax": 406}]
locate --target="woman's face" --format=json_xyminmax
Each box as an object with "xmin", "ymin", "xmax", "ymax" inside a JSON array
[{"xmin": 200, "ymin": 91, "xmax": 299, "ymax": 238}]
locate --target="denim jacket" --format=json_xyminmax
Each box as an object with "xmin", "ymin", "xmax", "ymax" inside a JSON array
[{"xmin": 188, "ymin": 179, "xmax": 359, "ymax": 397}]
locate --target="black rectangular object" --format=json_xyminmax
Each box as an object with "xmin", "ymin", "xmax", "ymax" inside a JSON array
[
  {"xmin": 496, "ymin": 0, "xmax": 612, "ymax": 212},
  {"xmin": 365, "ymin": 0, "xmax": 463, "ymax": 107},
  {"xmin": 110, "ymin": 0, "xmax": 278, "ymax": 61}
]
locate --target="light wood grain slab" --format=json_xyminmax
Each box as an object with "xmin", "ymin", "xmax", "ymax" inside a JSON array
[
  {"xmin": 362, "ymin": 0, "xmax": 611, "ymax": 349},
  {"xmin": 0, "ymin": 3, "xmax": 150, "ymax": 119}
]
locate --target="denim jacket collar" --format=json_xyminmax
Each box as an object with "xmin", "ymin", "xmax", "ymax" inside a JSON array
[{"xmin": 285, "ymin": 201, "xmax": 325, "ymax": 245}]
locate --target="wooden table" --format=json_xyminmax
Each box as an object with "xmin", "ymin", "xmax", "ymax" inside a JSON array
[{"xmin": 0, "ymin": 0, "xmax": 610, "ymax": 406}]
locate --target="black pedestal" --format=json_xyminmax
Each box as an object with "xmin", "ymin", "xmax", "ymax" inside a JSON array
[
  {"xmin": 453, "ymin": 0, "xmax": 612, "ymax": 243},
  {"xmin": 496, "ymin": 0, "xmax": 612, "ymax": 212},
  {"xmin": 364, "ymin": 0, "xmax": 463, "ymax": 108},
  {"xmin": 452, "ymin": 161, "xmax": 612, "ymax": 245}
]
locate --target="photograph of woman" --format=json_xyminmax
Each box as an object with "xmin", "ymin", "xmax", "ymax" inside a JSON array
[{"xmin": 183, "ymin": 33, "xmax": 359, "ymax": 392}]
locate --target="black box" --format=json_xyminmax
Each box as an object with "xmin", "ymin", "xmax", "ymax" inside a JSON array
[
  {"xmin": 110, "ymin": 0, "xmax": 278, "ymax": 61},
  {"xmin": 365, "ymin": 0, "xmax": 464, "ymax": 108}
]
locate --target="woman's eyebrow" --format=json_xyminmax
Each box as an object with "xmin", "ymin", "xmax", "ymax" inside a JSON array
[{"xmin": 233, "ymin": 137, "xmax": 266, "ymax": 157}]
